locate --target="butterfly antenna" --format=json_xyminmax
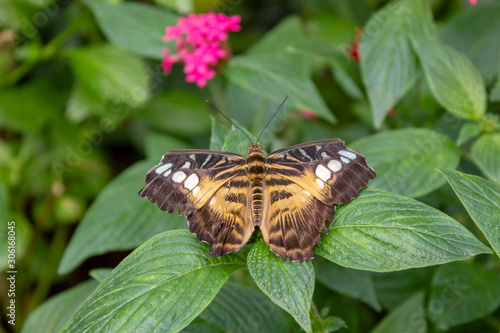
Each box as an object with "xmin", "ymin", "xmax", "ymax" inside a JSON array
[
  {"xmin": 206, "ymin": 100, "xmax": 254, "ymax": 145},
  {"xmin": 256, "ymin": 95, "xmax": 288, "ymax": 144}
]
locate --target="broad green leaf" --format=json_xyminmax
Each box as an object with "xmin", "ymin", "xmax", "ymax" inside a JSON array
[
  {"xmin": 145, "ymin": 132, "xmax": 192, "ymax": 162},
  {"xmin": 225, "ymin": 17, "xmax": 335, "ymax": 123},
  {"xmin": 184, "ymin": 283, "xmax": 290, "ymax": 333},
  {"xmin": 225, "ymin": 83, "xmax": 286, "ymax": 141},
  {"xmin": 456, "ymin": 123, "xmax": 481, "ymax": 146},
  {"xmin": 86, "ymin": 1, "xmax": 177, "ymax": 59},
  {"xmin": 428, "ymin": 262, "xmax": 500, "ymax": 330},
  {"xmin": 136, "ymin": 91, "xmax": 211, "ymax": 137},
  {"xmin": 370, "ymin": 291, "xmax": 426, "ymax": 333},
  {"xmin": 438, "ymin": 3, "xmax": 500, "ymax": 78},
  {"xmin": 89, "ymin": 268, "xmax": 112, "ymax": 283},
  {"xmin": 0, "ymin": 184, "xmax": 9, "ymax": 270},
  {"xmin": 248, "ymin": 241, "xmax": 314, "ymax": 333},
  {"xmin": 58, "ymin": 161, "xmax": 187, "ymax": 274},
  {"xmin": 61, "ymin": 230, "xmax": 246, "ymax": 333},
  {"xmin": 350, "ymin": 128, "xmax": 460, "ymax": 197},
  {"xmin": 68, "ymin": 45, "xmax": 151, "ymax": 108},
  {"xmin": 314, "ymin": 258, "xmax": 381, "ymax": 311},
  {"xmin": 0, "ymin": 183, "xmax": 7, "ymax": 229},
  {"xmin": 360, "ymin": 0, "xmax": 434, "ymax": 128},
  {"xmin": 412, "ymin": 37, "xmax": 486, "ymax": 121},
  {"xmin": 247, "ymin": 16, "xmax": 303, "ymax": 56},
  {"xmin": 471, "ymin": 133, "xmax": 500, "ymax": 183},
  {"xmin": 21, "ymin": 280, "xmax": 99, "ymax": 333},
  {"xmin": 226, "ymin": 56, "xmax": 335, "ymax": 124},
  {"xmin": 372, "ymin": 268, "xmax": 433, "ymax": 310},
  {"xmin": 209, "ymin": 117, "xmax": 228, "ymax": 151},
  {"xmin": 441, "ymin": 169, "xmax": 500, "ymax": 258},
  {"xmin": 315, "ymin": 187, "xmax": 491, "ymax": 272},
  {"xmin": 0, "ymin": 79, "xmax": 60, "ymax": 132},
  {"xmin": 221, "ymin": 123, "xmax": 257, "ymax": 156}
]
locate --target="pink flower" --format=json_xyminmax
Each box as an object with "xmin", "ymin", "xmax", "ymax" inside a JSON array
[
  {"xmin": 348, "ymin": 27, "xmax": 363, "ymax": 62},
  {"xmin": 162, "ymin": 13, "xmax": 241, "ymax": 87},
  {"xmin": 300, "ymin": 109, "xmax": 318, "ymax": 120},
  {"xmin": 469, "ymin": 0, "xmax": 477, "ymax": 4}
]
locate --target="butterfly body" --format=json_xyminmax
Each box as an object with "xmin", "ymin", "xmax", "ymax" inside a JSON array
[{"xmin": 139, "ymin": 139, "xmax": 375, "ymax": 262}]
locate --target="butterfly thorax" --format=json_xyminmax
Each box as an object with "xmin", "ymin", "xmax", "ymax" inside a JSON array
[{"xmin": 246, "ymin": 144, "xmax": 266, "ymax": 225}]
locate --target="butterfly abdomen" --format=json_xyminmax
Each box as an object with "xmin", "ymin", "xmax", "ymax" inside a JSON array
[{"xmin": 246, "ymin": 144, "xmax": 266, "ymax": 225}]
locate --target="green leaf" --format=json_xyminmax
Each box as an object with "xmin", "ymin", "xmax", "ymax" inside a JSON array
[
  {"xmin": 428, "ymin": 262, "xmax": 500, "ymax": 330},
  {"xmin": 350, "ymin": 128, "xmax": 460, "ymax": 197},
  {"xmin": 248, "ymin": 241, "xmax": 314, "ymax": 333},
  {"xmin": 315, "ymin": 187, "xmax": 491, "ymax": 272},
  {"xmin": 314, "ymin": 259, "xmax": 381, "ymax": 311},
  {"xmin": 226, "ymin": 55, "xmax": 335, "ymax": 124},
  {"xmin": 61, "ymin": 230, "xmax": 246, "ymax": 333},
  {"xmin": 21, "ymin": 280, "xmax": 99, "ymax": 333},
  {"xmin": 225, "ymin": 17, "xmax": 335, "ymax": 124},
  {"xmin": 412, "ymin": 37, "xmax": 486, "ymax": 121},
  {"xmin": 360, "ymin": 0, "xmax": 434, "ymax": 128},
  {"xmin": 58, "ymin": 161, "xmax": 187, "ymax": 274},
  {"xmin": 89, "ymin": 268, "xmax": 112, "ymax": 283},
  {"xmin": 185, "ymin": 283, "xmax": 290, "ymax": 333},
  {"xmin": 0, "ymin": 183, "xmax": 7, "ymax": 228},
  {"xmin": 0, "ymin": 79, "xmax": 61, "ymax": 132},
  {"xmin": 370, "ymin": 291, "xmax": 426, "ymax": 333},
  {"xmin": 145, "ymin": 132, "xmax": 192, "ymax": 162},
  {"xmin": 456, "ymin": 123, "xmax": 481, "ymax": 146},
  {"xmin": 471, "ymin": 133, "xmax": 500, "ymax": 183},
  {"xmin": 440, "ymin": 169, "xmax": 500, "ymax": 258},
  {"xmin": 225, "ymin": 83, "xmax": 286, "ymax": 141},
  {"xmin": 247, "ymin": 16, "xmax": 304, "ymax": 56},
  {"xmin": 136, "ymin": 91, "xmax": 211, "ymax": 137},
  {"xmin": 68, "ymin": 44, "xmax": 151, "ymax": 108},
  {"xmin": 209, "ymin": 117, "xmax": 229, "ymax": 151},
  {"xmin": 86, "ymin": 1, "xmax": 177, "ymax": 59},
  {"xmin": 372, "ymin": 268, "xmax": 433, "ymax": 310},
  {"xmin": 438, "ymin": 3, "xmax": 500, "ymax": 78},
  {"xmin": 221, "ymin": 123, "xmax": 256, "ymax": 156}
]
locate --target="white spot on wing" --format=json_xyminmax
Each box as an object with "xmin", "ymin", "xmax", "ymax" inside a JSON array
[
  {"xmin": 340, "ymin": 156, "xmax": 350, "ymax": 164},
  {"xmin": 172, "ymin": 171, "xmax": 186, "ymax": 183},
  {"xmin": 180, "ymin": 161, "xmax": 191, "ymax": 169},
  {"xmin": 320, "ymin": 151, "xmax": 331, "ymax": 159},
  {"xmin": 316, "ymin": 178, "xmax": 324, "ymax": 189},
  {"xmin": 189, "ymin": 154, "xmax": 196, "ymax": 160},
  {"xmin": 210, "ymin": 197, "xmax": 216, "ymax": 205},
  {"xmin": 201, "ymin": 155, "xmax": 212, "ymax": 168},
  {"xmin": 192, "ymin": 186, "xmax": 200, "ymax": 195},
  {"xmin": 315, "ymin": 164, "xmax": 332, "ymax": 182},
  {"xmin": 299, "ymin": 148, "xmax": 312, "ymax": 161},
  {"xmin": 164, "ymin": 169, "xmax": 172, "ymax": 177},
  {"xmin": 184, "ymin": 174, "xmax": 199, "ymax": 190},
  {"xmin": 304, "ymin": 190, "xmax": 311, "ymax": 196},
  {"xmin": 155, "ymin": 163, "xmax": 172, "ymax": 174},
  {"xmin": 327, "ymin": 160, "xmax": 342, "ymax": 172},
  {"xmin": 338, "ymin": 150, "xmax": 357, "ymax": 160}
]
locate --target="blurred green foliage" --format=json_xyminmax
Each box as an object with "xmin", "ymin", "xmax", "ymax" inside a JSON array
[{"xmin": 0, "ymin": 0, "xmax": 499, "ymax": 332}]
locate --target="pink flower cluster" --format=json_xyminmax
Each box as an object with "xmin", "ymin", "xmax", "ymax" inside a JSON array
[{"xmin": 162, "ymin": 13, "xmax": 241, "ymax": 87}]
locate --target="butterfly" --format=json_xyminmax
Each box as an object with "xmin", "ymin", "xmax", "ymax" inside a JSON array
[{"xmin": 139, "ymin": 99, "xmax": 376, "ymax": 262}]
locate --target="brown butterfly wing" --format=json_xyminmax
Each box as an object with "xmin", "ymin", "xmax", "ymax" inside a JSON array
[
  {"xmin": 139, "ymin": 150, "xmax": 254, "ymax": 256},
  {"xmin": 261, "ymin": 139, "xmax": 376, "ymax": 261}
]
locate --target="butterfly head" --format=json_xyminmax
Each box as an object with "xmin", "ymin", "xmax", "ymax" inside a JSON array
[{"xmin": 247, "ymin": 144, "xmax": 263, "ymax": 155}]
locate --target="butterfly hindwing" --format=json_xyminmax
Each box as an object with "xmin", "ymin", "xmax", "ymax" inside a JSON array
[
  {"xmin": 139, "ymin": 150, "xmax": 254, "ymax": 255},
  {"xmin": 261, "ymin": 139, "xmax": 376, "ymax": 261},
  {"xmin": 187, "ymin": 175, "xmax": 254, "ymax": 256}
]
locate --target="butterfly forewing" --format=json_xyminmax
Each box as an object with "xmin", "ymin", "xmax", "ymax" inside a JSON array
[
  {"xmin": 139, "ymin": 150, "xmax": 254, "ymax": 255},
  {"xmin": 261, "ymin": 139, "xmax": 376, "ymax": 261}
]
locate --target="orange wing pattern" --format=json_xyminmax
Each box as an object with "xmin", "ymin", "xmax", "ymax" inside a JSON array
[
  {"xmin": 261, "ymin": 139, "xmax": 376, "ymax": 261},
  {"xmin": 139, "ymin": 150, "xmax": 253, "ymax": 256}
]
